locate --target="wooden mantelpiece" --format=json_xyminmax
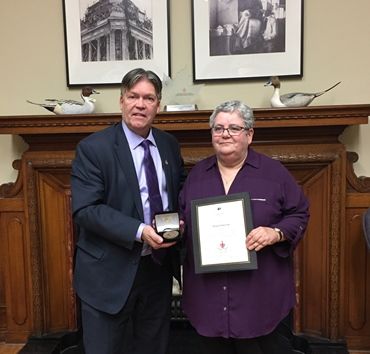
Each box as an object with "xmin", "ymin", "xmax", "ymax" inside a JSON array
[
  {"xmin": 0, "ymin": 105, "xmax": 370, "ymax": 350},
  {"xmin": 0, "ymin": 104, "xmax": 369, "ymax": 138}
]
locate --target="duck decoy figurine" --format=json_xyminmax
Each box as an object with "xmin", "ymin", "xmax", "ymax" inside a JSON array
[
  {"xmin": 264, "ymin": 76, "xmax": 341, "ymax": 107},
  {"xmin": 27, "ymin": 86, "xmax": 99, "ymax": 114}
]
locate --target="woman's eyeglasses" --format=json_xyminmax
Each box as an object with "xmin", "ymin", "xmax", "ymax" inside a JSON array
[{"xmin": 212, "ymin": 125, "xmax": 249, "ymax": 136}]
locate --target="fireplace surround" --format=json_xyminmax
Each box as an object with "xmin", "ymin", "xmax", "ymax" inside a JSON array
[{"xmin": 0, "ymin": 105, "xmax": 370, "ymax": 350}]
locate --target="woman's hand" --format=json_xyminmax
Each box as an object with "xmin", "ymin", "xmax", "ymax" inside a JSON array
[
  {"xmin": 179, "ymin": 220, "xmax": 185, "ymax": 235},
  {"xmin": 245, "ymin": 226, "xmax": 280, "ymax": 251}
]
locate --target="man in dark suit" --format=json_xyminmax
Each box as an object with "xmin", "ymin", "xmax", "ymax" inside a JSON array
[{"xmin": 70, "ymin": 68, "xmax": 187, "ymax": 354}]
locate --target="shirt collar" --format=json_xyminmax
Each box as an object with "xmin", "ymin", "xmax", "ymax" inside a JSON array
[
  {"xmin": 121, "ymin": 120, "xmax": 156, "ymax": 150},
  {"xmin": 244, "ymin": 148, "xmax": 259, "ymax": 169},
  {"xmin": 206, "ymin": 147, "xmax": 260, "ymax": 171}
]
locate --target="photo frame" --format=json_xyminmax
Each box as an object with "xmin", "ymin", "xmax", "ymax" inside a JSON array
[
  {"xmin": 191, "ymin": 192, "xmax": 257, "ymax": 274},
  {"xmin": 191, "ymin": 0, "xmax": 303, "ymax": 82},
  {"xmin": 62, "ymin": 0, "xmax": 171, "ymax": 86}
]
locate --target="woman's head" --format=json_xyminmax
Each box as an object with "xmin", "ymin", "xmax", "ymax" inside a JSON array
[
  {"xmin": 210, "ymin": 101, "xmax": 255, "ymax": 166},
  {"xmin": 209, "ymin": 100, "xmax": 255, "ymax": 130}
]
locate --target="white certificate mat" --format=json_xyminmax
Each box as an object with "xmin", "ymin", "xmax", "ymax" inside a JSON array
[{"xmin": 191, "ymin": 192, "xmax": 257, "ymax": 273}]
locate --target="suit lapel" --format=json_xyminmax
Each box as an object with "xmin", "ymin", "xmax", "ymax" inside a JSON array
[
  {"xmin": 153, "ymin": 129, "xmax": 174, "ymax": 210},
  {"xmin": 113, "ymin": 123, "xmax": 144, "ymax": 221}
]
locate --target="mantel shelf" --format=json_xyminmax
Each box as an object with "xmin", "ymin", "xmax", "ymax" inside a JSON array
[{"xmin": 0, "ymin": 104, "xmax": 369, "ymax": 135}]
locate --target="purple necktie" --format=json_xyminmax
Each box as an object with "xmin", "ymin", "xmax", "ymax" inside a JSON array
[
  {"xmin": 142, "ymin": 140, "xmax": 163, "ymax": 220},
  {"xmin": 141, "ymin": 140, "xmax": 165, "ymax": 264}
]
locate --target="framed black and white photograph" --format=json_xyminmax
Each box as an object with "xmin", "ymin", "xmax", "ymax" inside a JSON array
[
  {"xmin": 192, "ymin": 0, "xmax": 303, "ymax": 82},
  {"xmin": 63, "ymin": 0, "xmax": 171, "ymax": 86}
]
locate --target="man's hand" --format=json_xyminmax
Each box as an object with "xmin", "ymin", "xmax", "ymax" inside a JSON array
[
  {"xmin": 141, "ymin": 225, "xmax": 176, "ymax": 249},
  {"xmin": 245, "ymin": 226, "xmax": 280, "ymax": 251}
]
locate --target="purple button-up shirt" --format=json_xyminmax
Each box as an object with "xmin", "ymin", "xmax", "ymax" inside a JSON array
[{"xmin": 179, "ymin": 148, "xmax": 310, "ymax": 339}]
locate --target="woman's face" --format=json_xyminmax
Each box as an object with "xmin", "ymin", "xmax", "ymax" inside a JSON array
[{"xmin": 212, "ymin": 111, "xmax": 254, "ymax": 162}]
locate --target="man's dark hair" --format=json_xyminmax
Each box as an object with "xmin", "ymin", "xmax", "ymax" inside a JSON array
[{"xmin": 120, "ymin": 68, "xmax": 162, "ymax": 101}]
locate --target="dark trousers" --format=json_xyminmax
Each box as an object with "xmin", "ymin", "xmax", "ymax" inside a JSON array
[
  {"xmin": 199, "ymin": 326, "xmax": 296, "ymax": 354},
  {"xmin": 81, "ymin": 255, "xmax": 173, "ymax": 354}
]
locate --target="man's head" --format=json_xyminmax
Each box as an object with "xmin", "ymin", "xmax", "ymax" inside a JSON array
[
  {"xmin": 120, "ymin": 68, "xmax": 162, "ymax": 101},
  {"xmin": 119, "ymin": 68, "xmax": 162, "ymax": 138}
]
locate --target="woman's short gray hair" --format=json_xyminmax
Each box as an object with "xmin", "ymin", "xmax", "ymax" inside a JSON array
[
  {"xmin": 120, "ymin": 68, "xmax": 162, "ymax": 101},
  {"xmin": 209, "ymin": 100, "xmax": 255, "ymax": 129}
]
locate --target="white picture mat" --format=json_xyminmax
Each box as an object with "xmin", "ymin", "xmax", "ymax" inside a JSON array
[
  {"xmin": 192, "ymin": 0, "xmax": 302, "ymax": 81},
  {"xmin": 63, "ymin": 0, "xmax": 170, "ymax": 85},
  {"xmin": 197, "ymin": 199, "xmax": 249, "ymax": 266}
]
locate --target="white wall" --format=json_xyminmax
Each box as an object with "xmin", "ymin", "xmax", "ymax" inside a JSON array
[{"xmin": 1, "ymin": 0, "xmax": 369, "ymax": 185}]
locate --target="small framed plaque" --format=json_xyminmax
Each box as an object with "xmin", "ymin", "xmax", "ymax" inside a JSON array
[
  {"xmin": 155, "ymin": 211, "xmax": 182, "ymax": 243},
  {"xmin": 191, "ymin": 192, "xmax": 257, "ymax": 274},
  {"xmin": 163, "ymin": 104, "xmax": 198, "ymax": 112}
]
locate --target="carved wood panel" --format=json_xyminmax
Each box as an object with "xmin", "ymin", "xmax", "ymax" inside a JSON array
[
  {"xmin": 0, "ymin": 208, "xmax": 33, "ymax": 343},
  {"xmin": 343, "ymin": 152, "xmax": 370, "ymax": 350},
  {"xmin": 39, "ymin": 172, "xmax": 71, "ymax": 333},
  {"xmin": 300, "ymin": 166, "xmax": 330, "ymax": 337}
]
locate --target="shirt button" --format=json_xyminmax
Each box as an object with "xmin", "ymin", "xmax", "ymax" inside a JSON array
[
  {"xmin": 223, "ymin": 286, "xmax": 227, "ymax": 290},
  {"xmin": 133, "ymin": 259, "xmax": 138, "ymax": 264},
  {"xmin": 224, "ymin": 307, "xmax": 227, "ymax": 311}
]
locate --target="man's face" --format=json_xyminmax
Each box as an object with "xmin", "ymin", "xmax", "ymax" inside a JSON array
[{"xmin": 119, "ymin": 78, "xmax": 160, "ymax": 138}]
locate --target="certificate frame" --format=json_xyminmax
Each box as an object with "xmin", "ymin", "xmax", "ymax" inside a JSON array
[
  {"xmin": 191, "ymin": 0, "xmax": 303, "ymax": 82},
  {"xmin": 191, "ymin": 192, "xmax": 257, "ymax": 274},
  {"xmin": 62, "ymin": 0, "xmax": 171, "ymax": 86}
]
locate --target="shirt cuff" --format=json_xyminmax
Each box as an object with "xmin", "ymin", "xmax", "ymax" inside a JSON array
[{"xmin": 136, "ymin": 223, "xmax": 146, "ymax": 243}]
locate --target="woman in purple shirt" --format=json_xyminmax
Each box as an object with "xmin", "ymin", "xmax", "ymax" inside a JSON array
[{"xmin": 179, "ymin": 100, "xmax": 310, "ymax": 353}]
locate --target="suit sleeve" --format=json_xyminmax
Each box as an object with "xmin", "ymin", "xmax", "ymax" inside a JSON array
[{"xmin": 70, "ymin": 139, "xmax": 141, "ymax": 250}]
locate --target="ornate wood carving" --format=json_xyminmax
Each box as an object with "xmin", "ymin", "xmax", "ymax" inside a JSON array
[
  {"xmin": 26, "ymin": 158, "xmax": 73, "ymax": 169},
  {"xmin": 346, "ymin": 151, "xmax": 370, "ymax": 193},
  {"xmin": 329, "ymin": 157, "xmax": 342, "ymax": 341},
  {"xmin": 0, "ymin": 105, "xmax": 369, "ymax": 349},
  {"xmin": 25, "ymin": 161, "xmax": 44, "ymax": 336},
  {"xmin": 0, "ymin": 160, "xmax": 23, "ymax": 198}
]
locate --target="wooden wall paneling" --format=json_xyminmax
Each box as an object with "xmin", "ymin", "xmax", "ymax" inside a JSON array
[
  {"xmin": 343, "ymin": 152, "xmax": 370, "ymax": 350},
  {"xmin": 23, "ymin": 156, "xmax": 43, "ymax": 338},
  {"xmin": 0, "ymin": 215, "xmax": 6, "ymax": 342},
  {"xmin": 0, "ymin": 174, "xmax": 33, "ymax": 343},
  {"xmin": 4, "ymin": 212, "xmax": 29, "ymax": 340},
  {"xmin": 344, "ymin": 207, "xmax": 370, "ymax": 349},
  {"xmin": 39, "ymin": 171, "xmax": 70, "ymax": 333},
  {"xmin": 284, "ymin": 162, "xmax": 328, "ymax": 337},
  {"xmin": 290, "ymin": 148, "xmax": 344, "ymax": 341},
  {"xmin": 343, "ymin": 201, "xmax": 370, "ymax": 350},
  {"xmin": 24, "ymin": 151, "xmax": 75, "ymax": 336},
  {"xmin": 299, "ymin": 163, "xmax": 331, "ymax": 337}
]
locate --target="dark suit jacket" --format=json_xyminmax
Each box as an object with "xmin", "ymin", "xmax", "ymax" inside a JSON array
[{"xmin": 70, "ymin": 122, "xmax": 187, "ymax": 314}]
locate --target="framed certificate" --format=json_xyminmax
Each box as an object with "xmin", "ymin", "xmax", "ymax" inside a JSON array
[{"xmin": 191, "ymin": 192, "xmax": 257, "ymax": 274}]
